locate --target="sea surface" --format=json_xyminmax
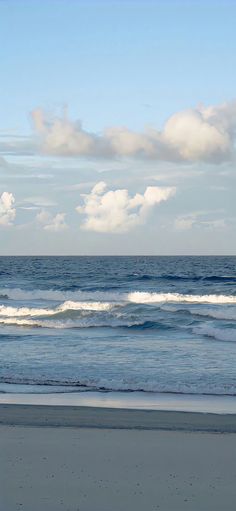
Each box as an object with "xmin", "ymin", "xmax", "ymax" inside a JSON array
[{"xmin": 0, "ymin": 256, "xmax": 236, "ymax": 396}]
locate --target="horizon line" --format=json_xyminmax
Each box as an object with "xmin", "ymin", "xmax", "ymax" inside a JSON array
[{"xmin": 0, "ymin": 254, "xmax": 235, "ymax": 258}]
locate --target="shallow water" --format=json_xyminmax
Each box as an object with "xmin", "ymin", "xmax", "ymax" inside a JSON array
[{"xmin": 0, "ymin": 256, "xmax": 236, "ymax": 395}]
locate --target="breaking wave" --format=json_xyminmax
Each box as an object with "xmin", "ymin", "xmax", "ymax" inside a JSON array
[
  {"xmin": 0, "ymin": 300, "xmax": 115, "ymax": 318},
  {"xmin": 128, "ymin": 291, "xmax": 236, "ymax": 304},
  {"xmin": 193, "ymin": 324, "xmax": 236, "ymax": 343},
  {"xmin": 0, "ymin": 287, "xmax": 122, "ymax": 302},
  {"xmin": 1, "ymin": 287, "xmax": 236, "ymax": 305},
  {"xmin": 1, "ymin": 256, "xmax": 236, "ymax": 398},
  {"xmin": 0, "ymin": 316, "xmax": 145, "ymax": 329}
]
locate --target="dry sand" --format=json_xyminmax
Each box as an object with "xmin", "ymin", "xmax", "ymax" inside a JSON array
[{"xmin": 1, "ymin": 404, "xmax": 236, "ymax": 510}]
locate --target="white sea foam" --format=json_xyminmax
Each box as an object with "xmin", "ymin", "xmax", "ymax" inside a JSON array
[
  {"xmin": 0, "ymin": 301, "xmax": 115, "ymax": 318},
  {"xmin": 59, "ymin": 300, "xmax": 114, "ymax": 312},
  {"xmin": 0, "ymin": 287, "xmax": 122, "ymax": 302},
  {"xmin": 1, "ymin": 287, "xmax": 236, "ymax": 306},
  {"xmin": 193, "ymin": 324, "xmax": 236, "ymax": 342},
  {"xmin": 0, "ymin": 317, "xmax": 43, "ymax": 327},
  {"xmin": 0, "ymin": 316, "xmax": 141, "ymax": 329},
  {"xmin": 128, "ymin": 291, "xmax": 236, "ymax": 305},
  {"xmin": 192, "ymin": 308, "xmax": 236, "ymax": 321},
  {"xmin": 0, "ymin": 305, "xmax": 53, "ymax": 317}
]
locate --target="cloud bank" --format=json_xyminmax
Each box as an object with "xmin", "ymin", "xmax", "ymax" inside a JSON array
[
  {"xmin": 0, "ymin": 192, "xmax": 16, "ymax": 226},
  {"xmin": 76, "ymin": 182, "xmax": 175, "ymax": 232},
  {"xmin": 32, "ymin": 100, "xmax": 236, "ymax": 163}
]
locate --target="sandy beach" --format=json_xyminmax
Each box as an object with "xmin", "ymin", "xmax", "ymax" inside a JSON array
[
  {"xmin": 1, "ymin": 0, "xmax": 236, "ymax": 507},
  {"xmin": 1, "ymin": 404, "xmax": 236, "ymax": 511}
]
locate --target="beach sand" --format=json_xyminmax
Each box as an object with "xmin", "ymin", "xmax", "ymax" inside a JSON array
[{"xmin": 1, "ymin": 404, "xmax": 236, "ymax": 510}]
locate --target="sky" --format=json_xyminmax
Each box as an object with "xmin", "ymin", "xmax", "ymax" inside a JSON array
[{"xmin": 0, "ymin": 0, "xmax": 236, "ymax": 255}]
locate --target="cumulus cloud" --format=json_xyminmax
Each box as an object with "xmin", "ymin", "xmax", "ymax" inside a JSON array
[
  {"xmin": 162, "ymin": 105, "xmax": 233, "ymax": 162},
  {"xmin": 32, "ymin": 109, "xmax": 111, "ymax": 157},
  {"xmin": 36, "ymin": 209, "xmax": 67, "ymax": 232},
  {"xmin": 76, "ymin": 182, "xmax": 175, "ymax": 232},
  {"xmin": 0, "ymin": 192, "xmax": 16, "ymax": 226},
  {"xmin": 32, "ymin": 100, "xmax": 236, "ymax": 163}
]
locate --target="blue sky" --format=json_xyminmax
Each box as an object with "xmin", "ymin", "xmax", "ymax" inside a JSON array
[{"xmin": 0, "ymin": 0, "xmax": 235, "ymax": 254}]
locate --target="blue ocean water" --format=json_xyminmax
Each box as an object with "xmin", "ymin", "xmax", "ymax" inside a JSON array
[{"xmin": 0, "ymin": 256, "xmax": 236, "ymax": 396}]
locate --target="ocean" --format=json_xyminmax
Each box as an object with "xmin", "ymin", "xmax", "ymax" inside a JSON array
[{"xmin": 0, "ymin": 256, "xmax": 236, "ymax": 396}]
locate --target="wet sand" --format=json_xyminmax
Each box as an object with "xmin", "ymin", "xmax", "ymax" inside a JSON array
[{"xmin": 1, "ymin": 403, "xmax": 236, "ymax": 431}]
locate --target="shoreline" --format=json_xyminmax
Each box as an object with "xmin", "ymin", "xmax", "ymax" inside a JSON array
[
  {"xmin": 1, "ymin": 389, "xmax": 236, "ymax": 414},
  {"xmin": 1, "ymin": 403, "xmax": 236, "ymax": 432}
]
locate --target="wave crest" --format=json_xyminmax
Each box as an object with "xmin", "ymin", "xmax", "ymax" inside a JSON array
[
  {"xmin": 128, "ymin": 291, "xmax": 236, "ymax": 304},
  {"xmin": 0, "ymin": 300, "xmax": 115, "ymax": 318},
  {"xmin": 0, "ymin": 316, "xmax": 144, "ymax": 329},
  {"xmin": 0, "ymin": 287, "xmax": 122, "ymax": 302},
  {"xmin": 1, "ymin": 287, "xmax": 236, "ymax": 305},
  {"xmin": 193, "ymin": 324, "xmax": 236, "ymax": 342}
]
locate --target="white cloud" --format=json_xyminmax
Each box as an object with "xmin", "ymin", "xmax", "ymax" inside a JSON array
[
  {"xmin": 76, "ymin": 182, "xmax": 175, "ymax": 233},
  {"xmin": 60, "ymin": 181, "xmax": 97, "ymax": 192},
  {"xmin": 162, "ymin": 105, "xmax": 232, "ymax": 162},
  {"xmin": 22, "ymin": 196, "xmax": 56, "ymax": 207},
  {"xmin": 105, "ymin": 126, "xmax": 159, "ymax": 158},
  {"xmin": 174, "ymin": 216, "xmax": 195, "ymax": 231},
  {"xmin": 32, "ymin": 100, "xmax": 236, "ymax": 163},
  {"xmin": 32, "ymin": 109, "xmax": 111, "ymax": 157},
  {"xmin": 0, "ymin": 192, "xmax": 16, "ymax": 226},
  {"xmin": 174, "ymin": 212, "xmax": 227, "ymax": 231},
  {"xmin": 36, "ymin": 209, "xmax": 67, "ymax": 232}
]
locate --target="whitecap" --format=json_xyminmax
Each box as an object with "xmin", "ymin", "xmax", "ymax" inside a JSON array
[{"xmin": 128, "ymin": 291, "xmax": 236, "ymax": 305}]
